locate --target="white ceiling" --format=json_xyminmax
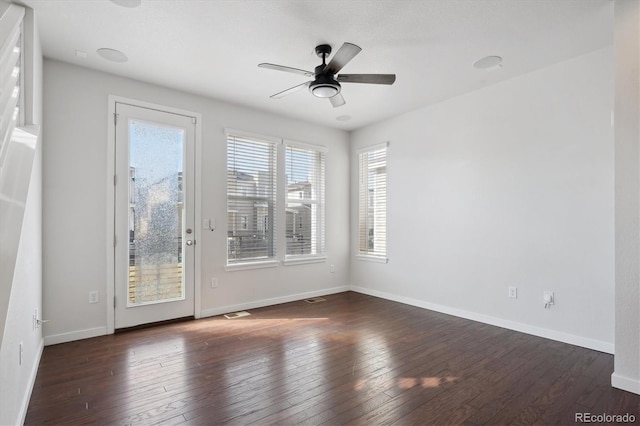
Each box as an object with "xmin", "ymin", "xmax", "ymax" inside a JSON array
[{"xmin": 22, "ymin": 0, "xmax": 613, "ymax": 131}]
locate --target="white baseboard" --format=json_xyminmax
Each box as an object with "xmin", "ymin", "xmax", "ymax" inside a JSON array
[
  {"xmin": 200, "ymin": 286, "xmax": 350, "ymax": 318},
  {"xmin": 17, "ymin": 338, "xmax": 44, "ymax": 426},
  {"xmin": 612, "ymin": 372, "xmax": 640, "ymax": 395},
  {"xmin": 44, "ymin": 287, "xmax": 349, "ymax": 344},
  {"xmin": 350, "ymin": 286, "xmax": 614, "ymax": 354},
  {"xmin": 44, "ymin": 326, "xmax": 107, "ymax": 346}
]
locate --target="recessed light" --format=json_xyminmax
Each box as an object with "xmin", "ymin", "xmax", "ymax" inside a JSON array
[
  {"xmin": 473, "ymin": 55, "xmax": 503, "ymax": 70},
  {"xmin": 109, "ymin": 0, "xmax": 141, "ymax": 7},
  {"xmin": 97, "ymin": 48, "xmax": 128, "ymax": 63},
  {"xmin": 336, "ymin": 115, "xmax": 352, "ymax": 122}
]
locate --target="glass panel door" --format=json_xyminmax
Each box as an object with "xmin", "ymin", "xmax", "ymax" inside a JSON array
[{"xmin": 114, "ymin": 102, "xmax": 195, "ymax": 329}]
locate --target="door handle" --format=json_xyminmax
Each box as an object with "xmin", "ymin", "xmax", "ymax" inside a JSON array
[{"xmin": 186, "ymin": 240, "xmax": 195, "ymax": 246}]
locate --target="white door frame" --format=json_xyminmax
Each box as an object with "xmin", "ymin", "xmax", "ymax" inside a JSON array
[{"xmin": 106, "ymin": 95, "xmax": 202, "ymax": 334}]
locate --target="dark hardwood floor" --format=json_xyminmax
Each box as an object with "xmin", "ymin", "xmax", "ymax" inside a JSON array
[{"xmin": 25, "ymin": 292, "xmax": 639, "ymax": 425}]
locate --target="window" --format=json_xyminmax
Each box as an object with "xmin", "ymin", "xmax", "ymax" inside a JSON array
[
  {"xmin": 285, "ymin": 142, "xmax": 326, "ymax": 258},
  {"xmin": 227, "ymin": 134, "xmax": 277, "ymax": 264},
  {"xmin": 358, "ymin": 143, "xmax": 387, "ymax": 260},
  {"xmin": 226, "ymin": 131, "xmax": 329, "ymax": 268},
  {"xmin": 0, "ymin": 5, "xmax": 24, "ymax": 167}
]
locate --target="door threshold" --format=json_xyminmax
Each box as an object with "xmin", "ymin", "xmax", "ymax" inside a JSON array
[{"xmin": 115, "ymin": 316, "xmax": 194, "ymax": 333}]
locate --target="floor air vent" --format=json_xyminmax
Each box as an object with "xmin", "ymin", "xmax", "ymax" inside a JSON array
[
  {"xmin": 304, "ymin": 297, "xmax": 326, "ymax": 304},
  {"xmin": 224, "ymin": 311, "xmax": 251, "ymax": 319}
]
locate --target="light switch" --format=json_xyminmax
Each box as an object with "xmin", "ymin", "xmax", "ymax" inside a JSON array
[{"xmin": 202, "ymin": 219, "xmax": 216, "ymax": 231}]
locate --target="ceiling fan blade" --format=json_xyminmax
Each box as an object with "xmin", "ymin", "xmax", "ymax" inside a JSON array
[
  {"xmin": 329, "ymin": 92, "xmax": 346, "ymax": 108},
  {"xmin": 324, "ymin": 42, "xmax": 362, "ymax": 75},
  {"xmin": 270, "ymin": 81, "xmax": 311, "ymax": 99},
  {"xmin": 337, "ymin": 74, "xmax": 396, "ymax": 85},
  {"xmin": 259, "ymin": 63, "xmax": 315, "ymax": 77}
]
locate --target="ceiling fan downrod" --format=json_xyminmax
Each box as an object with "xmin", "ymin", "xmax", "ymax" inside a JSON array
[{"xmin": 310, "ymin": 44, "xmax": 341, "ymax": 98}]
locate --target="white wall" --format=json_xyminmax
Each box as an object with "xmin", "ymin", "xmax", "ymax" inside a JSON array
[
  {"xmin": 0, "ymin": 5, "xmax": 44, "ymax": 425},
  {"xmin": 612, "ymin": 0, "xmax": 640, "ymax": 395},
  {"xmin": 0, "ymin": 132, "xmax": 42, "ymax": 425},
  {"xmin": 42, "ymin": 59, "xmax": 350, "ymax": 343},
  {"xmin": 350, "ymin": 47, "xmax": 615, "ymax": 353}
]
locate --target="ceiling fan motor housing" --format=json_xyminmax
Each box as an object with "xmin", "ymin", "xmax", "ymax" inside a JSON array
[{"xmin": 310, "ymin": 64, "xmax": 341, "ymax": 98}]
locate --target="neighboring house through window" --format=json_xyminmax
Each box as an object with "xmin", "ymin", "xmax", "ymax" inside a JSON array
[{"xmin": 226, "ymin": 134, "xmax": 277, "ymax": 264}]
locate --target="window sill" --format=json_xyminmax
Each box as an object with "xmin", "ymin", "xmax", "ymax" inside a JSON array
[
  {"xmin": 283, "ymin": 255, "xmax": 327, "ymax": 266},
  {"xmin": 225, "ymin": 260, "xmax": 279, "ymax": 272},
  {"xmin": 356, "ymin": 254, "xmax": 389, "ymax": 264}
]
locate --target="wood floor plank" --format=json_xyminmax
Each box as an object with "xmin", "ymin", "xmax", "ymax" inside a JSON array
[{"xmin": 25, "ymin": 292, "xmax": 640, "ymax": 425}]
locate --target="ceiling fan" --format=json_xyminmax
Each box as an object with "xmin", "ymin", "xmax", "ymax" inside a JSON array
[{"xmin": 258, "ymin": 42, "xmax": 396, "ymax": 107}]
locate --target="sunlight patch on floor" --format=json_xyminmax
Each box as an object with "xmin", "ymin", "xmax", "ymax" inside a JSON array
[
  {"xmin": 354, "ymin": 376, "xmax": 458, "ymax": 391},
  {"xmin": 397, "ymin": 376, "xmax": 458, "ymax": 389}
]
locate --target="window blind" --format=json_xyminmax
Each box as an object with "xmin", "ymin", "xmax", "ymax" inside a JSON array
[
  {"xmin": 0, "ymin": 4, "xmax": 24, "ymax": 168},
  {"xmin": 227, "ymin": 134, "xmax": 277, "ymax": 263},
  {"xmin": 358, "ymin": 145, "xmax": 387, "ymax": 257},
  {"xmin": 285, "ymin": 143, "xmax": 325, "ymax": 257}
]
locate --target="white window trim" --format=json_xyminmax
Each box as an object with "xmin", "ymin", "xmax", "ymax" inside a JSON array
[
  {"xmin": 356, "ymin": 254, "xmax": 389, "ymax": 264},
  {"xmin": 283, "ymin": 139, "xmax": 327, "ymax": 261},
  {"xmin": 356, "ymin": 141, "xmax": 388, "ymax": 154},
  {"xmin": 283, "ymin": 139, "xmax": 329, "ymax": 153},
  {"xmin": 225, "ymin": 127, "xmax": 281, "ymax": 144},
  {"xmin": 283, "ymin": 255, "xmax": 327, "ymax": 266},
  {"xmin": 225, "ymin": 260, "xmax": 280, "ymax": 272},
  {"xmin": 357, "ymin": 141, "xmax": 389, "ymax": 260}
]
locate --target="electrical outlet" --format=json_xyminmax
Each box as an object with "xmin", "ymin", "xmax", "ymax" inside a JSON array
[
  {"xmin": 89, "ymin": 291, "xmax": 99, "ymax": 304},
  {"xmin": 543, "ymin": 291, "xmax": 554, "ymax": 308},
  {"xmin": 33, "ymin": 309, "xmax": 38, "ymax": 330},
  {"xmin": 330, "ymin": 264, "xmax": 335, "ymax": 273},
  {"xmin": 211, "ymin": 277, "xmax": 218, "ymax": 289},
  {"xmin": 508, "ymin": 286, "xmax": 517, "ymax": 299}
]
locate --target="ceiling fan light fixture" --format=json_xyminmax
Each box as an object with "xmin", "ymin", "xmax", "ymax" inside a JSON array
[
  {"xmin": 311, "ymin": 83, "xmax": 340, "ymax": 98},
  {"xmin": 309, "ymin": 74, "xmax": 341, "ymax": 98}
]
